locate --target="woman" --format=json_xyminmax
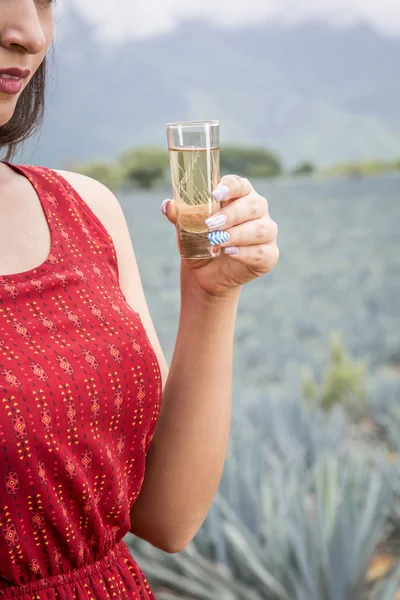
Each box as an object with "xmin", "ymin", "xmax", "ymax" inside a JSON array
[{"xmin": 0, "ymin": 1, "xmax": 279, "ymax": 598}]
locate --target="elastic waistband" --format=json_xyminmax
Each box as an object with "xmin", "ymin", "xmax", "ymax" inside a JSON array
[{"xmin": 0, "ymin": 540, "xmax": 127, "ymax": 598}]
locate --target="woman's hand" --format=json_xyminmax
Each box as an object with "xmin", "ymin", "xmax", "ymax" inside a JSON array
[{"xmin": 161, "ymin": 175, "xmax": 279, "ymax": 298}]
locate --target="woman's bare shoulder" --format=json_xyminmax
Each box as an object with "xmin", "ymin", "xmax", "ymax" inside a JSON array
[{"xmin": 53, "ymin": 169, "xmax": 124, "ymax": 230}]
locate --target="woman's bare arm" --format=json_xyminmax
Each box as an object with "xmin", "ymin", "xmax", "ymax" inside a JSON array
[{"xmin": 57, "ymin": 171, "xmax": 238, "ymax": 553}]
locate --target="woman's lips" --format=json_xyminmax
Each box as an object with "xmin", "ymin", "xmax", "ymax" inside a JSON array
[
  {"xmin": 0, "ymin": 75, "xmax": 24, "ymax": 95},
  {"xmin": 0, "ymin": 68, "xmax": 30, "ymax": 95}
]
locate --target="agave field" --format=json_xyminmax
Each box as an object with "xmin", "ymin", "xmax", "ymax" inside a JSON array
[
  {"xmin": 126, "ymin": 344, "xmax": 400, "ymax": 599},
  {"xmin": 121, "ymin": 173, "xmax": 400, "ymax": 599}
]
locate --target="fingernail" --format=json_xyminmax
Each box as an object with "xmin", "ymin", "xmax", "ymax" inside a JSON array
[
  {"xmin": 212, "ymin": 185, "xmax": 230, "ymax": 202},
  {"xmin": 205, "ymin": 213, "xmax": 228, "ymax": 232},
  {"xmin": 224, "ymin": 246, "xmax": 240, "ymax": 256},
  {"xmin": 208, "ymin": 231, "xmax": 231, "ymax": 246},
  {"xmin": 161, "ymin": 199, "xmax": 170, "ymax": 215}
]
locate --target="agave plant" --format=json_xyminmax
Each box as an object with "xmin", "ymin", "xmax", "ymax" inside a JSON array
[
  {"xmin": 127, "ymin": 448, "xmax": 396, "ymax": 599},
  {"xmin": 282, "ymin": 455, "xmax": 392, "ymax": 600},
  {"xmin": 214, "ymin": 453, "xmax": 393, "ymax": 600},
  {"xmin": 126, "ymin": 369, "xmax": 400, "ymax": 599},
  {"xmin": 127, "ymin": 391, "xmax": 400, "ymax": 599},
  {"xmin": 218, "ymin": 395, "xmax": 349, "ymax": 539}
]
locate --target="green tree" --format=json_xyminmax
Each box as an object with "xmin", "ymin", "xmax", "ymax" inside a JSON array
[
  {"xmin": 292, "ymin": 161, "xmax": 316, "ymax": 176},
  {"xmin": 220, "ymin": 145, "xmax": 282, "ymax": 178},
  {"xmin": 70, "ymin": 160, "xmax": 122, "ymax": 191},
  {"xmin": 325, "ymin": 159, "xmax": 398, "ymax": 178},
  {"xmin": 119, "ymin": 147, "xmax": 169, "ymax": 189}
]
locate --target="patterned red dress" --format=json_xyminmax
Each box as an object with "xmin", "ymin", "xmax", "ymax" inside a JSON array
[{"xmin": 0, "ymin": 163, "xmax": 162, "ymax": 599}]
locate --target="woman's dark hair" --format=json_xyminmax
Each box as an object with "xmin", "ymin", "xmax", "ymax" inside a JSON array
[{"xmin": 0, "ymin": 58, "xmax": 47, "ymax": 161}]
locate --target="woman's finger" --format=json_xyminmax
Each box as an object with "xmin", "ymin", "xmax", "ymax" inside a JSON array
[
  {"xmin": 212, "ymin": 175, "xmax": 254, "ymax": 202},
  {"xmin": 205, "ymin": 193, "xmax": 268, "ymax": 232},
  {"xmin": 223, "ymin": 242, "xmax": 280, "ymax": 274},
  {"xmin": 207, "ymin": 217, "xmax": 278, "ymax": 248}
]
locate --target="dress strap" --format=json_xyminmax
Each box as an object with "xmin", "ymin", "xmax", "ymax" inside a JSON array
[{"xmin": 16, "ymin": 164, "xmax": 120, "ymax": 283}]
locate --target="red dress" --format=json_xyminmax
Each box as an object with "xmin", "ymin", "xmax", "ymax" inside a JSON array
[{"xmin": 0, "ymin": 163, "xmax": 162, "ymax": 599}]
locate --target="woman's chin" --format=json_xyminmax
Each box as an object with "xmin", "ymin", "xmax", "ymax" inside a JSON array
[{"xmin": 0, "ymin": 106, "xmax": 17, "ymax": 128}]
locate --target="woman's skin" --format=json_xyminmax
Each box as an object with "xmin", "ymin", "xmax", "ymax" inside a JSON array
[{"xmin": 0, "ymin": 0, "xmax": 279, "ymax": 553}]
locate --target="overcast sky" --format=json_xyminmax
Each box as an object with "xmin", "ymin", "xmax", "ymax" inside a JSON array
[{"xmin": 62, "ymin": 0, "xmax": 400, "ymax": 40}]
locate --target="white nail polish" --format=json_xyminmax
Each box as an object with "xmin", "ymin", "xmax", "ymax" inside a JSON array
[
  {"xmin": 212, "ymin": 185, "xmax": 230, "ymax": 202},
  {"xmin": 161, "ymin": 199, "xmax": 170, "ymax": 215},
  {"xmin": 205, "ymin": 214, "xmax": 228, "ymax": 232},
  {"xmin": 224, "ymin": 246, "xmax": 240, "ymax": 256}
]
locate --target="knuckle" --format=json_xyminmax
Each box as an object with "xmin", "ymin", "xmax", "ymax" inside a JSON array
[
  {"xmin": 256, "ymin": 220, "xmax": 267, "ymax": 240},
  {"xmin": 233, "ymin": 174, "xmax": 244, "ymax": 191},
  {"xmin": 241, "ymin": 177, "xmax": 250, "ymax": 190},
  {"xmin": 253, "ymin": 244, "xmax": 279, "ymax": 271},
  {"xmin": 254, "ymin": 245, "xmax": 267, "ymax": 264},
  {"xmin": 248, "ymin": 195, "xmax": 259, "ymax": 216}
]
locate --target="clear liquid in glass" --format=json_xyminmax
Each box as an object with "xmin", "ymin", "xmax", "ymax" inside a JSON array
[{"xmin": 169, "ymin": 147, "xmax": 220, "ymax": 259}]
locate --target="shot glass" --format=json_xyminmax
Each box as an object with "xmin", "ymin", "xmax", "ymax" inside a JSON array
[{"xmin": 166, "ymin": 120, "xmax": 221, "ymax": 260}]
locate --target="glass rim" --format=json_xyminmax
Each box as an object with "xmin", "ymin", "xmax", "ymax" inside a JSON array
[{"xmin": 166, "ymin": 120, "xmax": 219, "ymax": 129}]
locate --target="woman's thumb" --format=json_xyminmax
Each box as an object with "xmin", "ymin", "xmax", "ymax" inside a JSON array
[{"xmin": 161, "ymin": 199, "xmax": 177, "ymax": 225}]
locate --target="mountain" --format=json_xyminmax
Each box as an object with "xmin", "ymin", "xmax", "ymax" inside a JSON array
[{"xmin": 17, "ymin": 9, "xmax": 400, "ymax": 169}]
